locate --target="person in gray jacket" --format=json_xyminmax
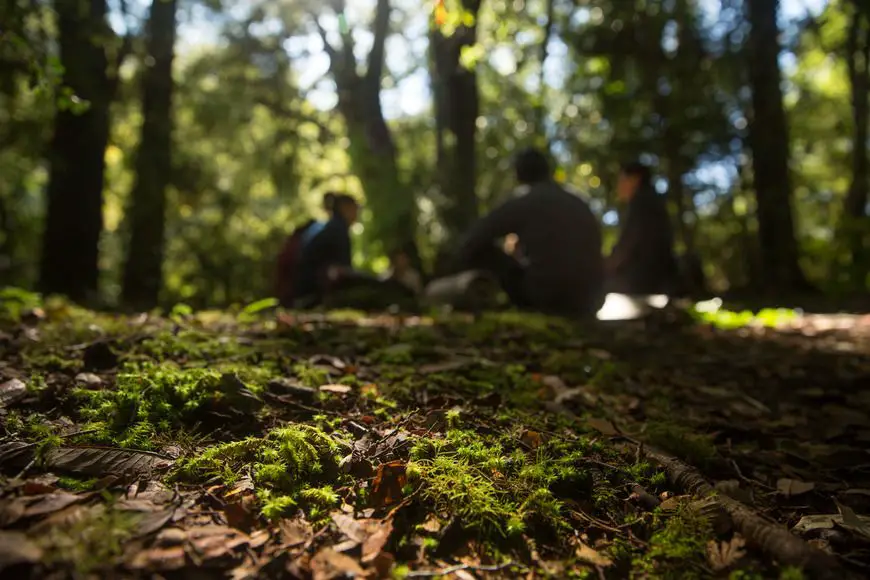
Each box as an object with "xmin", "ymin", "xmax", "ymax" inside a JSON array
[{"xmin": 454, "ymin": 148, "xmax": 605, "ymax": 317}]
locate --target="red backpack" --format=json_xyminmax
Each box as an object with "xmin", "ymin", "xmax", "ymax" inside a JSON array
[{"xmin": 274, "ymin": 220, "xmax": 316, "ymax": 307}]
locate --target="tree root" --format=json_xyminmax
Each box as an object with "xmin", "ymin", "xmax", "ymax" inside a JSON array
[{"xmin": 640, "ymin": 445, "xmax": 851, "ymax": 580}]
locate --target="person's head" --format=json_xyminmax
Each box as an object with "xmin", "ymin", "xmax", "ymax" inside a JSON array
[
  {"xmin": 325, "ymin": 192, "xmax": 359, "ymax": 224},
  {"xmin": 391, "ymin": 249, "xmax": 410, "ymax": 272},
  {"xmin": 514, "ymin": 148, "xmax": 551, "ymax": 185},
  {"xmin": 617, "ymin": 161, "xmax": 652, "ymax": 202}
]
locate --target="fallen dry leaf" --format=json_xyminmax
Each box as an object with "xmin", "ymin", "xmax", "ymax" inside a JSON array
[
  {"xmin": 836, "ymin": 502, "xmax": 870, "ymax": 540},
  {"xmin": 707, "ymin": 535, "xmax": 747, "ymax": 571},
  {"xmin": 575, "ymin": 541, "xmax": 612, "ymax": 567},
  {"xmin": 128, "ymin": 545, "xmax": 187, "ymax": 571},
  {"xmin": 586, "ymin": 418, "xmax": 619, "ymax": 436},
  {"xmin": 370, "ymin": 461, "xmax": 407, "ymax": 509},
  {"xmin": 0, "ymin": 531, "xmax": 43, "ymax": 570},
  {"xmin": 520, "ymin": 429, "xmax": 544, "ymax": 449},
  {"xmin": 777, "ymin": 478, "xmax": 815, "ymax": 497},
  {"xmin": 0, "ymin": 378, "xmax": 27, "ymax": 408},
  {"xmin": 280, "ymin": 517, "xmax": 313, "ymax": 548},
  {"xmin": 361, "ymin": 519, "xmax": 394, "ymax": 563},
  {"xmin": 310, "ymin": 547, "xmax": 365, "ymax": 580},
  {"xmin": 42, "ymin": 446, "xmax": 174, "ymax": 477}
]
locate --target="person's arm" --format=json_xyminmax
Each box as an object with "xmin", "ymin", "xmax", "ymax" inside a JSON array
[{"xmin": 456, "ymin": 196, "xmax": 529, "ymax": 267}]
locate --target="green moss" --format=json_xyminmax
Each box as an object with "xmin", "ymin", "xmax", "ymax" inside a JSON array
[
  {"xmin": 136, "ymin": 329, "xmax": 254, "ymax": 362},
  {"xmin": 292, "ymin": 362, "xmax": 331, "ymax": 388},
  {"xmin": 643, "ymin": 421, "xmax": 718, "ymax": 467},
  {"xmin": 778, "ymin": 567, "xmax": 806, "ymax": 580},
  {"xmin": 57, "ymin": 476, "xmax": 99, "ymax": 492},
  {"xmin": 40, "ymin": 506, "xmax": 138, "ymax": 574},
  {"xmin": 175, "ymin": 424, "xmax": 342, "ymax": 520},
  {"xmin": 632, "ymin": 506, "xmax": 713, "ymax": 579},
  {"xmin": 74, "ymin": 362, "xmax": 264, "ymax": 449},
  {"xmin": 408, "ymin": 428, "xmax": 596, "ymax": 539}
]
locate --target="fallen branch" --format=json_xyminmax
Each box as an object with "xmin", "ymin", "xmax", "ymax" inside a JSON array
[{"xmin": 640, "ymin": 444, "xmax": 851, "ymax": 580}]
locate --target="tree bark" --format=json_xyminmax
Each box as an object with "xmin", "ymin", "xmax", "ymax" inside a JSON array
[
  {"xmin": 842, "ymin": 4, "xmax": 870, "ymax": 289},
  {"xmin": 745, "ymin": 0, "xmax": 809, "ymax": 292},
  {"xmin": 313, "ymin": 0, "xmax": 417, "ymax": 259},
  {"xmin": 121, "ymin": 0, "xmax": 179, "ymax": 309},
  {"xmin": 39, "ymin": 0, "xmax": 116, "ymax": 302},
  {"xmin": 429, "ymin": 0, "xmax": 482, "ymax": 240}
]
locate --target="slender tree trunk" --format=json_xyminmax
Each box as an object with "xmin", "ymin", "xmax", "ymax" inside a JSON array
[
  {"xmin": 121, "ymin": 0, "xmax": 178, "ymax": 309},
  {"xmin": 745, "ymin": 0, "xmax": 808, "ymax": 292},
  {"xmin": 842, "ymin": 5, "xmax": 870, "ymax": 289},
  {"xmin": 314, "ymin": 0, "xmax": 417, "ymax": 260},
  {"xmin": 430, "ymin": 0, "xmax": 482, "ymax": 240},
  {"xmin": 39, "ymin": 0, "xmax": 115, "ymax": 302}
]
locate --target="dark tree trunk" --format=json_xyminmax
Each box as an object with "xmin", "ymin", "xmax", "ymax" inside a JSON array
[
  {"xmin": 745, "ymin": 0, "xmax": 808, "ymax": 292},
  {"xmin": 121, "ymin": 0, "xmax": 178, "ymax": 309},
  {"xmin": 313, "ymin": 0, "xmax": 417, "ymax": 261},
  {"xmin": 842, "ymin": 5, "xmax": 870, "ymax": 289},
  {"xmin": 39, "ymin": 0, "xmax": 116, "ymax": 302},
  {"xmin": 429, "ymin": 0, "xmax": 482, "ymax": 240}
]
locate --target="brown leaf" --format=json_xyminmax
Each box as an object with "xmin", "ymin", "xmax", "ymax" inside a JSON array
[
  {"xmin": 332, "ymin": 512, "xmax": 369, "ymax": 544},
  {"xmin": 224, "ymin": 494, "xmax": 258, "ymax": 532},
  {"xmin": 586, "ymin": 418, "xmax": 619, "ymax": 436},
  {"xmin": 370, "ymin": 461, "xmax": 407, "ymax": 509},
  {"xmin": 777, "ymin": 478, "xmax": 815, "ymax": 497},
  {"xmin": 128, "ymin": 545, "xmax": 187, "ymax": 571},
  {"xmin": 419, "ymin": 516, "xmax": 442, "ymax": 533},
  {"xmin": 361, "ymin": 519, "xmax": 394, "ymax": 563},
  {"xmin": 320, "ymin": 384, "xmax": 352, "ymax": 394},
  {"xmin": 187, "ymin": 524, "xmax": 251, "ymax": 561},
  {"xmin": 280, "ymin": 517, "xmax": 314, "ymax": 548},
  {"xmin": 575, "ymin": 541, "xmax": 613, "ymax": 567},
  {"xmin": 706, "ymin": 535, "xmax": 747, "ymax": 571},
  {"xmin": 0, "ymin": 379, "xmax": 27, "ymax": 408},
  {"xmin": 43, "ymin": 446, "xmax": 174, "ymax": 477},
  {"xmin": 310, "ymin": 547, "xmax": 365, "ymax": 580},
  {"xmin": 520, "ymin": 429, "xmax": 544, "ymax": 449},
  {"xmin": 0, "ymin": 531, "xmax": 42, "ymax": 570},
  {"xmin": 22, "ymin": 480, "xmax": 57, "ymax": 495},
  {"xmin": 24, "ymin": 491, "xmax": 89, "ymax": 519}
]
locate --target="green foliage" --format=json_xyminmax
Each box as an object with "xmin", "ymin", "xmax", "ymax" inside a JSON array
[
  {"xmin": 408, "ymin": 428, "xmax": 597, "ymax": 539},
  {"xmin": 74, "ymin": 363, "xmax": 266, "ymax": 448},
  {"xmin": 632, "ymin": 506, "xmax": 714, "ymax": 579},
  {"xmin": 0, "ymin": 287, "xmax": 42, "ymax": 324},
  {"xmin": 176, "ymin": 424, "xmax": 342, "ymax": 520},
  {"xmin": 643, "ymin": 421, "xmax": 718, "ymax": 468}
]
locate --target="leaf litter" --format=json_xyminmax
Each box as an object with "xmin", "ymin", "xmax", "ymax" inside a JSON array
[{"xmin": 0, "ymin": 303, "xmax": 869, "ymax": 578}]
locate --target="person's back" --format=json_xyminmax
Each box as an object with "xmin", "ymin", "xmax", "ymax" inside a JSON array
[
  {"xmin": 607, "ymin": 162, "xmax": 679, "ymax": 295},
  {"xmin": 455, "ymin": 148, "xmax": 604, "ymax": 317},
  {"xmin": 508, "ymin": 181, "xmax": 604, "ymax": 314},
  {"xmin": 294, "ymin": 193, "xmax": 357, "ymax": 302}
]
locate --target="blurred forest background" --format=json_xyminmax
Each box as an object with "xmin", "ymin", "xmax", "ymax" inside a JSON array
[{"xmin": 1, "ymin": 0, "xmax": 868, "ymax": 309}]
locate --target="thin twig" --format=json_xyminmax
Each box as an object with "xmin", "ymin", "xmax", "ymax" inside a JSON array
[{"xmin": 406, "ymin": 561, "xmax": 519, "ymax": 578}]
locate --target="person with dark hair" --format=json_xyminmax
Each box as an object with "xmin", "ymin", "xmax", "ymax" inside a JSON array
[
  {"xmin": 294, "ymin": 193, "xmax": 360, "ymax": 304},
  {"xmin": 606, "ymin": 161, "xmax": 680, "ymax": 294},
  {"xmin": 274, "ymin": 192, "xmax": 341, "ymax": 307},
  {"xmin": 450, "ymin": 147, "xmax": 605, "ymax": 317}
]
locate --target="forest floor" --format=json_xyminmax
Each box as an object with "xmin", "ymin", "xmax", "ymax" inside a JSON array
[{"xmin": 1, "ymin": 294, "xmax": 870, "ymax": 580}]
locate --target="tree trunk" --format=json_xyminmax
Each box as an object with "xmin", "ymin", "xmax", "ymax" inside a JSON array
[
  {"xmin": 745, "ymin": 0, "xmax": 809, "ymax": 292},
  {"xmin": 842, "ymin": 5, "xmax": 870, "ymax": 289},
  {"xmin": 121, "ymin": 0, "xmax": 178, "ymax": 309},
  {"xmin": 429, "ymin": 0, "xmax": 482, "ymax": 240},
  {"xmin": 314, "ymin": 0, "xmax": 417, "ymax": 260},
  {"xmin": 39, "ymin": 0, "xmax": 115, "ymax": 302}
]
